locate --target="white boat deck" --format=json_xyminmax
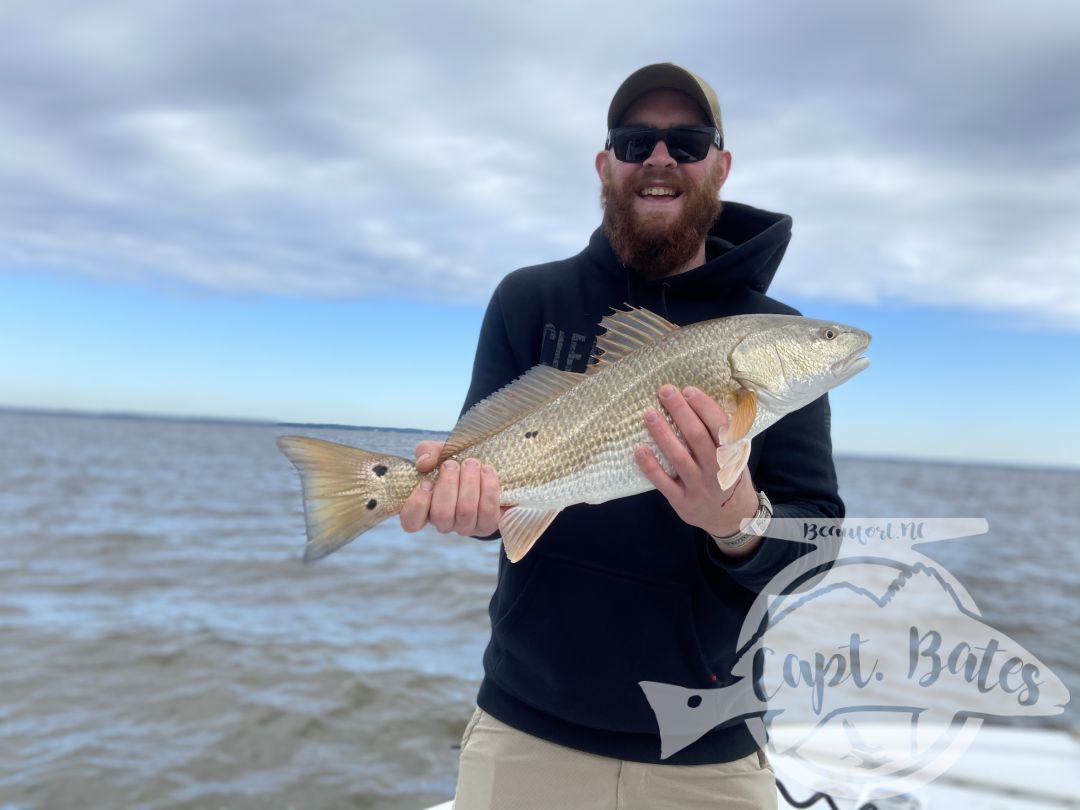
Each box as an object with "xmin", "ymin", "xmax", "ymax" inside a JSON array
[{"xmin": 424, "ymin": 725, "xmax": 1080, "ymax": 809}]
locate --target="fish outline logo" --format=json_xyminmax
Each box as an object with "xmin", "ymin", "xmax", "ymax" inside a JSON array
[{"xmin": 639, "ymin": 518, "xmax": 1072, "ymax": 799}]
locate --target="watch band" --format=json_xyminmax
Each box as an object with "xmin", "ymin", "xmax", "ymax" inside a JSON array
[{"xmin": 711, "ymin": 490, "xmax": 772, "ymax": 550}]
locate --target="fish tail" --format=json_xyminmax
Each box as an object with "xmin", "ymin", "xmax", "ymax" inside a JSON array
[{"xmin": 277, "ymin": 436, "xmax": 418, "ymax": 562}]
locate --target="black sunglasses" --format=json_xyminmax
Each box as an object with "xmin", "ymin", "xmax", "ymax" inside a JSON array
[{"xmin": 605, "ymin": 126, "xmax": 723, "ymax": 164}]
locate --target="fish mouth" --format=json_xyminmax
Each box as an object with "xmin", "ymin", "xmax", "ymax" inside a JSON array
[{"xmin": 831, "ymin": 354, "xmax": 871, "ymax": 383}]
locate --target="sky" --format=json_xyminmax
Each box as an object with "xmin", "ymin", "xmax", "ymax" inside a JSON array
[{"xmin": 1, "ymin": 0, "xmax": 1078, "ymax": 468}]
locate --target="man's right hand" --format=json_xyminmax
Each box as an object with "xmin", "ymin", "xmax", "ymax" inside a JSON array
[{"xmin": 399, "ymin": 440, "xmax": 502, "ymax": 537}]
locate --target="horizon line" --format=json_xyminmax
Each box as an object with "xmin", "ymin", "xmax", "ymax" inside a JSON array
[{"xmin": 3, "ymin": 404, "xmax": 1076, "ymax": 474}]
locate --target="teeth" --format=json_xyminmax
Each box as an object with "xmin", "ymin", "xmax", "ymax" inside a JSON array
[{"xmin": 640, "ymin": 187, "xmax": 677, "ymax": 197}]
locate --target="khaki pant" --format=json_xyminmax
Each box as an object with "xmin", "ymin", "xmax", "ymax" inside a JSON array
[{"xmin": 453, "ymin": 708, "xmax": 777, "ymax": 810}]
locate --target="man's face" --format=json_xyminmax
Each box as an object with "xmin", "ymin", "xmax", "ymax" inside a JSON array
[{"xmin": 596, "ymin": 88, "xmax": 731, "ymax": 278}]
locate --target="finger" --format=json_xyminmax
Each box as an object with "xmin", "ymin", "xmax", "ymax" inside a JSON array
[
  {"xmin": 399, "ymin": 479, "xmax": 434, "ymax": 533},
  {"xmin": 429, "ymin": 460, "xmax": 460, "ymax": 533},
  {"xmin": 682, "ymin": 386, "xmax": 729, "ymax": 446},
  {"xmin": 475, "ymin": 464, "xmax": 501, "ymax": 536},
  {"xmin": 645, "ymin": 399, "xmax": 697, "ymax": 481},
  {"xmin": 454, "ymin": 458, "xmax": 482, "ymax": 534},
  {"xmin": 414, "ymin": 440, "xmax": 444, "ymax": 473},
  {"xmin": 634, "ymin": 444, "xmax": 683, "ymax": 504},
  {"xmin": 657, "ymin": 384, "xmax": 715, "ymax": 469}
]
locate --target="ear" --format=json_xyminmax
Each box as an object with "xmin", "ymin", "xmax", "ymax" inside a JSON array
[
  {"xmin": 595, "ymin": 150, "xmax": 609, "ymax": 182},
  {"xmin": 715, "ymin": 150, "xmax": 733, "ymax": 190}
]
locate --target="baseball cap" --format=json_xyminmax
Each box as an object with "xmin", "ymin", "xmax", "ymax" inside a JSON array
[{"xmin": 607, "ymin": 63, "xmax": 723, "ymax": 139}]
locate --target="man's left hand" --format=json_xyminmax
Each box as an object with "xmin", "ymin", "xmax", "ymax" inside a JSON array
[{"xmin": 634, "ymin": 384, "xmax": 761, "ymax": 553}]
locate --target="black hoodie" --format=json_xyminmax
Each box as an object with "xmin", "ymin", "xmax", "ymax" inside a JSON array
[{"xmin": 462, "ymin": 202, "xmax": 843, "ymax": 765}]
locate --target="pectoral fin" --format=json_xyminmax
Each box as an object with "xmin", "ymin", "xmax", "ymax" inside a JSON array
[
  {"xmin": 499, "ymin": 506, "xmax": 562, "ymax": 562},
  {"xmin": 719, "ymin": 389, "xmax": 757, "ymax": 444},
  {"xmin": 715, "ymin": 439, "xmax": 751, "ymax": 490}
]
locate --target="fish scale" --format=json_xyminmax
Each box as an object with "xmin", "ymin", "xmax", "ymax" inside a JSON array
[
  {"xmin": 278, "ymin": 307, "xmax": 871, "ymax": 563},
  {"xmin": 476, "ymin": 323, "xmax": 737, "ymax": 508}
]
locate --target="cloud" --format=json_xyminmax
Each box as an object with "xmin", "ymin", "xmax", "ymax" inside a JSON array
[{"xmin": 1, "ymin": 0, "xmax": 1078, "ymax": 326}]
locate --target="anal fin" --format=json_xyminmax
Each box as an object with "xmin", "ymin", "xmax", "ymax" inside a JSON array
[{"xmin": 499, "ymin": 506, "xmax": 561, "ymax": 562}]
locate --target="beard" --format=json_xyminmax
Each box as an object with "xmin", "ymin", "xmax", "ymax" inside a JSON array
[{"xmin": 600, "ymin": 160, "xmax": 725, "ymax": 279}]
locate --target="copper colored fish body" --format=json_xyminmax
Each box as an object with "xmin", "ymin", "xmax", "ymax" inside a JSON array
[{"xmin": 278, "ymin": 308, "xmax": 870, "ymax": 563}]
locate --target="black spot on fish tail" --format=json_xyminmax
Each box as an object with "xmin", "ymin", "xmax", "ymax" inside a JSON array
[
  {"xmin": 372, "ymin": 464, "xmax": 388, "ymax": 477},
  {"xmin": 366, "ymin": 499, "xmax": 377, "ymax": 510},
  {"xmin": 524, "ymin": 430, "xmax": 539, "ymax": 439}
]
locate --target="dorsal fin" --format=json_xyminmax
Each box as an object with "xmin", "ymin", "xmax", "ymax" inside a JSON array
[
  {"xmin": 440, "ymin": 364, "xmax": 583, "ymax": 462},
  {"xmin": 587, "ymin": 306, "xmax": 679, "ymax": 373}
]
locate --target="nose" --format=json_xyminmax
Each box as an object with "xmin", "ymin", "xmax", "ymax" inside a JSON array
[{"xmin": 643, "ymin": 137, "xmax": 677, "ymax": 168}]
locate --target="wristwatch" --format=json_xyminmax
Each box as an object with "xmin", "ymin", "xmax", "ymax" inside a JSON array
[{"xmin": 711, "ymin": 490, "xmax": 772, "ymax": 550}]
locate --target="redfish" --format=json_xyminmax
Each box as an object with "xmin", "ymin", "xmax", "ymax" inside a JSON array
[{"xmin": 279, "ymin": 307, "xmax": 870, "ymax": 562}]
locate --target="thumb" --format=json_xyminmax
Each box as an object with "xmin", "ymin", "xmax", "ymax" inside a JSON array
[{"xmin": 414, "ymin": 440, "xmax": 444, "ymax": 473}]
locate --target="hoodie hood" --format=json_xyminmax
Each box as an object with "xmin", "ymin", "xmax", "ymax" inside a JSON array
[{"xmin": 587, "ymin": 201, "xmax": 793, "ymax": 299}]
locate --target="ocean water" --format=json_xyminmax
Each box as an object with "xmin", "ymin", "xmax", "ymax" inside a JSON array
[{"xmin": 1, "ymin": 410, "xmax": 1077, "ymax": 809}]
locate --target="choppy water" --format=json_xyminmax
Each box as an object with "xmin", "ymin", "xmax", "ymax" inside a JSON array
[{"xmin": 1, "ymin": 410, "xmax": 1077, "ymax": 809}]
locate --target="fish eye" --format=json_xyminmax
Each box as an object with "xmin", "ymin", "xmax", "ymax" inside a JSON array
[{"xmin": 821, "ymin": 328, "xmax": 838, "ymax": 340}]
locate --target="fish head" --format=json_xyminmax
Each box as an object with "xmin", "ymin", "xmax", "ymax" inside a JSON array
[{"xmin": 729, "ymin": 316, "xmax": 871, "ymax": 413}]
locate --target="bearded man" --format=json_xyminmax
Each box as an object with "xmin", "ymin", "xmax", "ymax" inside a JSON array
[{"xmin": 401, "ymin": 64, "xmax": 842, "ymax": 809}]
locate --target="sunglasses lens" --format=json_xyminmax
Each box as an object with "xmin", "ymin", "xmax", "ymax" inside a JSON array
[
  {"xmin": 612, "ymin": 130, "xmax": 659, "ymax": 163},
  {"xmin": 609, "ymin": 128, "xmax": 715, "ymax": 164},
  {"xmin": 666, "ymin": 129, "xmax": 712, "ymax": 162}
]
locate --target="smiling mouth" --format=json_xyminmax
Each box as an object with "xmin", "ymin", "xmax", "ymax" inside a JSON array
[{"xmin": 638, "ymin": 186, "xmax": 681, "ymax": 201}]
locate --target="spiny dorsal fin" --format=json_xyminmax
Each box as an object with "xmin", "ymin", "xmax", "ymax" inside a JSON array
[
  {"xmin": 441, "ymin": 365, "xmax": 583, "ymax": 462},
  {"xmin": 588, "ymin": 306, "xmax": 679, "ymax": 373}
]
